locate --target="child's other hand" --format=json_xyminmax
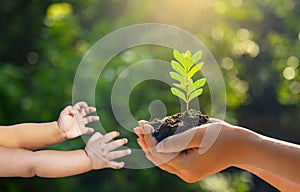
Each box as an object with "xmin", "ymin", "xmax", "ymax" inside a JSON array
[
  {"xmin": 85, "ymin": 132, "xmax": 131, "ymax": 169},
  {"xmin": 58, "ymin": 101, "xmax": 99, "ymax": 140}
]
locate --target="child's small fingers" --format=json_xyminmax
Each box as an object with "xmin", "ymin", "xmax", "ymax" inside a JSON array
[
  {"xmin": 105, "ymin": 138, "xmax": 128, "ymax": 151},
  {"xmin": 83, "ymin": 116, "xmax": 99, "ymax": 125},
  {"xmin": 109, "ymin": 161, "xmax": 125, "ymax": 169},
  {"xmin": 74, "ymin": 101, "xmax": 88, "ymax": 110},
  {"xmin": 82, "ymin": 106, "xmax": 94, "ymax": 116},
  {"xmin": 61, "ymin": 106, "xmax": 73, "ymax": 115},
  {"xmin": 88, "ymin": 107, "xmax": 97, "ymax": 113},
  {"xmin": 84, "ymin": 127, "xmax": 94, "ymax": 135},
  {"xmin": 101, "ymin": 131, "xmax": 120, "ymax": 143},
  {"xmin": 107, "ymin": 149, "xmax": 132, "ymax": 160},
  {"xmin": 88, "ymin": 132, "xmax": 103, "ymax": 143}
]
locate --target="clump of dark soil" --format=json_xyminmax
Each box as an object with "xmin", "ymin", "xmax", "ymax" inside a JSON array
[{"xmin": 149, "ymin": 109, "xmax": 209, "ymax": 142}]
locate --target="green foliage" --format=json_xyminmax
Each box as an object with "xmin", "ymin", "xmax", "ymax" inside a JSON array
[
  {"xmin": 1, "ymin": 0, "xmax": 299, "ymax": 191},
  {"xmin": 170, "ymin": 49, "xmax": 206, "ymax": 111}
]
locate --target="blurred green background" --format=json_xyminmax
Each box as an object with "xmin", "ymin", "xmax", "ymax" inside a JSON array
[{"xmin": 1, "ymin": 0, "xmax": 299, "ymax": 191}]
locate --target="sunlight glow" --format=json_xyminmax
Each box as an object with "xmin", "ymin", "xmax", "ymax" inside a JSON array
[
  {"xmin": 289, "ymin": 81, "xmax": 300, "ymax": 94},
  {"xmin": 283, "ymin": 67, "xmax": 296, "ymax": 80},
  {"xmin": 287, "ymin": 56, "xmax": 299, "ymax": 68},
  {"xmin": 221, "ymin": 57, "xmax": 234, "ymax": 70},
  {"xmin": 211, "ymin": 28, "xmax": 224, "ymax": 41},
  {"xmin": 237, "ymin": 28, "xmax": 250, "ymax": 41},
  {"xmin": 45, "ymin": 3, "xmax": 73, "ymax": 26}
]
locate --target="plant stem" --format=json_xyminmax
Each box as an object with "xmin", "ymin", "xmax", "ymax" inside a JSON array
[{"xmin": 185, "ymin": 69, "xmax": 189, "ymax": 111}]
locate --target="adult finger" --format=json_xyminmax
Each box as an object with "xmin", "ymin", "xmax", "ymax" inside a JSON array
[
  {"xmin": 208, "ymin": 118, "xmax": 223, "ymax": 123},
  {"xmin": 156, "ymin": 126, "xmax": 205, "ymax": 153},
  {"xmin": 138, "ymin": 120, "xmax": 149, "ymax": 128},
  {"xmin": 146, "ymin": 152, "xmax": 178, "ymax": 175},
  {"xmin": 136, "ymin": 131, "xmax": 179, "ymax": 167},
  {"xmin": 142, "ymin": 124, "xmax": 156, "ymax": 149},
  {"xmin": 134, "ymin": 127, "xmax": 144, "ymax": 138},
  {"xmin": 156, "ymin": 122, "xmax": 224, "ymax": 153},
  {"xmin": 137, "ymin": 138, "xmax": 150, "ymax": 155}
]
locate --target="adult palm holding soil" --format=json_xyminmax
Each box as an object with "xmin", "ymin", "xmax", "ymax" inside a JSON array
[{"xmin": 134, "ymin": 119, "xmax": 300, "ymax": 191}]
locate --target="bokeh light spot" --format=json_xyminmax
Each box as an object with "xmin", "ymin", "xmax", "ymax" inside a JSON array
[
  {"xmin": 283, "ymin": 67, "xmax": 296, "ymax": 80},
  {"xmin": 287, "ymin": 56, "xmax": 299, "ymax": 68},
  {"xmin": 221, "ymin": 57, "xmax": 234, "ymax": 70},
  {"xmin": 211, "ymin": 28, "xmax": 224, "ymax": 41}
]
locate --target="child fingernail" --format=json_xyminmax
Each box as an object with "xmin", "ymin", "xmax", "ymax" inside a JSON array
[
  {"xmin": 127, "ymin": 149, "xmax": 132, "ymax": 155},
  {"xmin": 114, "ymin": 131, "xmax": 120, "ymax": 137}
]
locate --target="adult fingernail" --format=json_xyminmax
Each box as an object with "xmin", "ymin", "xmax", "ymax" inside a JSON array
[
  {"xmin": 133, "ymin": 127, "xmax": 140, "ymax": 133},
  {"xmin": 127, "ymin": 149, "xmax": 132, "ymax": 155},
  {"xmin": 143, "ymin": 124, "xmax": 152, "ymax": 134}
]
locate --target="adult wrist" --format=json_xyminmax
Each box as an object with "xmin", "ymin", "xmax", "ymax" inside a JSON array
[{"xmin": 229, "ymin": 125, "xmax": 260, "ymax": 167}]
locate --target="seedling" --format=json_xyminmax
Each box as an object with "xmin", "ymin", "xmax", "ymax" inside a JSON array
[
  {"xmin": 170, "ymin": 49, "xmax": 207, "ymax": 111},
  {"xmin": 149, "ymin": 49, "xmax": 209, "ymax": 142}
]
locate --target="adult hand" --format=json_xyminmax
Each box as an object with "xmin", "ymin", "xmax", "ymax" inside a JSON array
[
  {"xmin": 58, "ymin": 101, "xmax": 99, "ymax": 140},
  {"xmin": 134, "ymin": 120, "xmax": 235, "ymax": 182},
  {"xmin": 85, "ymin": 132, "xmax": 132, "ymax": 169},
  {"xmin": 155, "ymin": 118, "xmax": 231, "ymax": 153}
]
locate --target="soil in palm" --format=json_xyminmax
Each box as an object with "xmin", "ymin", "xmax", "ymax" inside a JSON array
[{"xmin": 149, "ymin": 109, "xmax": 209, "ymax": 142}]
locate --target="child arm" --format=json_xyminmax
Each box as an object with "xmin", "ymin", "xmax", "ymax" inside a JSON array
[
  {"xmin": 0, "ymin": 102, "xmax": 98, "ymax": 150},
  {"xmin": 0, "ymin": 131, "xmax": 131, "ymax": 178}
]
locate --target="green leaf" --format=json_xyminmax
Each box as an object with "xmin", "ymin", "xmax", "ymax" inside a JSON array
[
  {"xmin": 169, "ymin": 72, "xmax": 185, "ymax": 83},
  {"xmin": 188, "ymin": 62, "xmax": 204, "ymax": 79},
  {"xmin": 186, "ymin": 57, "xmax": 194, "ymax": 70},
  {"xmin": 191, "ymin": 50, "xmax": 202, "ymax": 63},
  {"xmin": 173, "ymin": 83, "xmax": 185, "ymax": 91},
  {"xmin": 171, "ymin": 60, "xmax": 186, "ymax": 77},
  {"xmin": 194, "ymin": 78, "xmax": 206, "ymax": 89},
  {"xmin": 173, "ymin": 50, "xmax": 184, "ymax": 64},
  {"xmin": 188, "ymin": 88, "xmax": 203, "ymax": 102},
  {"xmin": 188, "ymin": 79, "xmax": 195, "ymax": 93},
  {"xmin": 185, "ymin": 50, "xmax": 191, "ymax": 57},
  {"xmin": 196, "ymin": 61, "xmax": 204, "ymax": 69},
  {"xmin": 171, "ymin": 87, "xmax": 187, "ymax": 102}
]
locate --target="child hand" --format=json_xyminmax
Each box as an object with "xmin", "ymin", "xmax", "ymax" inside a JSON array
[
  {"xmin": 85, "ymin": 132, "xmax": 131, "ymax": 169},
  {"xmin": 58, "ymin": 101, "xmax": 99, "ymax": 140}
]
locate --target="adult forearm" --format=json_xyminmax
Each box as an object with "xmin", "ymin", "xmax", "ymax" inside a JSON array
[
  {"xmin": 233, "ymin": 127, "xmax": 300, "ymax": 185},
  {"xmin": 1, "ymin": 122, "xmax": 65, "ymax": 150},
  {"xmin": 237, "ymin": 164, "xmax": 300, "ymax": 191}
]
